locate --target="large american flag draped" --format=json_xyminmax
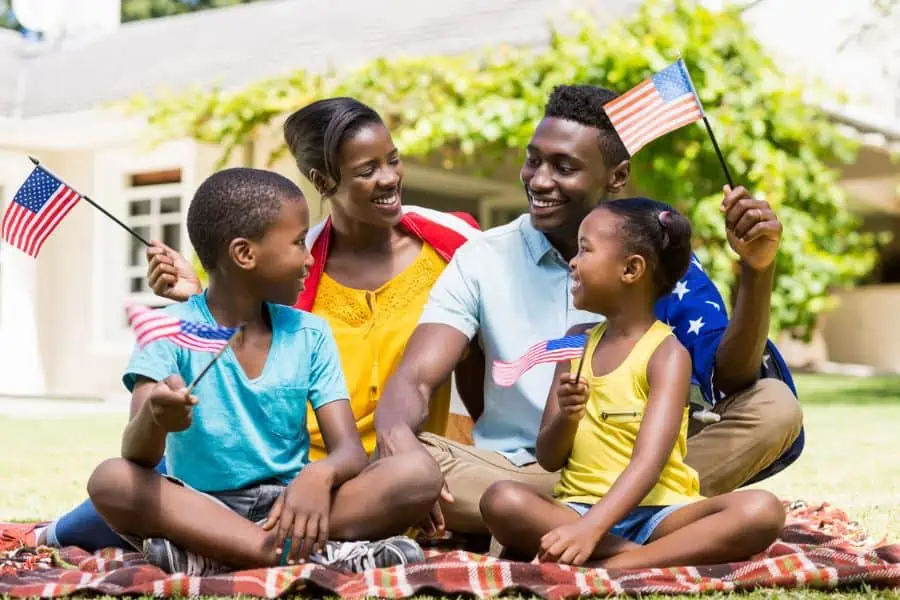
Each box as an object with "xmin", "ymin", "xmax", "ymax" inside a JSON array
[
  {"xmin": 1, "ymin": 166, "xmax": 81, "ymax": 258},
  {"xmin": 125, "ymin": 304, "xmax": 237, "ymax": 353},
  {"xmin": 492, "ymin": 334, "xmax": 587, "ymax": 387},
  {"xmin": 603, "ymin": 58, "xmax": 705, "ymax": 157}
]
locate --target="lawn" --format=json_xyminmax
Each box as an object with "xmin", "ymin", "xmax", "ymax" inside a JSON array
[{"xmin": 2, "ymin": 373, "xmax": 899, "ymax": 599}]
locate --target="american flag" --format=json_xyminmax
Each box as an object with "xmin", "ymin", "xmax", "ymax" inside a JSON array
[
  {"xmin": 603, "ymin": 58, "xmax": 705, "ymax": 156},
  {"xmin": 125, "ymin": 304, "xmax": 237, "ymax": 353},
  {"xmin": 492, "ymin": 334, "xmax": 587, "ymax": 387},
  {"xmin": 1, "ymin": 166, "xmax": 81, "ymax": 258}
]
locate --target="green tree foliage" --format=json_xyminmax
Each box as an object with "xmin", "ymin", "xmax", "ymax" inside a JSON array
[{"xmin": 123, "ymin": 0, "xmax": 880, "ymax": 338}]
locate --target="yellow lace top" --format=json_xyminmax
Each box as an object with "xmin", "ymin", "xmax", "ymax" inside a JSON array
[{"xmin": 307, "ymin": 243, "xmax": 451, "ymax": 459}]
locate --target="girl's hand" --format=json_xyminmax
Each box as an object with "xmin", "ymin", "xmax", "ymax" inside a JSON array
[
  {"xmin": 557, "ymin": 373, "xmax": 589, "ymax": 421},
  {"xmin": 539, "ymin": 522, "xmax": 602, "ymax": 565}
]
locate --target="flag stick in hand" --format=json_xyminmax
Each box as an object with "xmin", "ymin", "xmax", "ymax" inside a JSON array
[{"xmin": 185, "ymin": 326, "xmax": 242, "ymax": 396}]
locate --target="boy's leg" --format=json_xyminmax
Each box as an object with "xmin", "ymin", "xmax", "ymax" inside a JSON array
[
  {"xmin": 418, "ymin": 433, "xmax": 559, "ymax": 535},
  {"xmin": 326, "ymin": 450, "xmax": 444, "ymax": 540},
  {"xmin": 45, "ymin": 457, "xmax": 167, "ymax": 550},
  {"xmin": 88, "ymin": 458, "xmax": 280, "ymax": 569},
  {"xmin": 479, "ymin": 481, "xmax": 639, "ymax": 561},
  {"xmin": 598, "ymin": 490, "xmax": 785, "ymax": 569}
]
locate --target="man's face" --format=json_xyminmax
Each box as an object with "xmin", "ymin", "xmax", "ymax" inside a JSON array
[{"xmin": 520, "ymin": 117, "xmax": 621, "ymax": 233}]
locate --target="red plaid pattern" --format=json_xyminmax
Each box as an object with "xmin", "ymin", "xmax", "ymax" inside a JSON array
[{"xmin": 2, "ymin": 502, "xmax": 898, "ymax": 598}]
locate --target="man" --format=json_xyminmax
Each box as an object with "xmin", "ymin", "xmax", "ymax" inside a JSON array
[{"xmin": 374, "ymin": 84, "xmax": 803, "ymax": 535}]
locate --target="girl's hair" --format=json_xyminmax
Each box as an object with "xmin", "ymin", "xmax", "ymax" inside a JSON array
[
  {"xmin": 600, "ymin": 197, "xmax": 693, "ymax": 297},
  {"xmin": 282, "ymin": 97, "xmax": 384, "ymax": 196}
]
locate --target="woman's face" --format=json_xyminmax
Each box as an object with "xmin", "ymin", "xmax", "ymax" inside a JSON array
[{"xmin": 328, "ymin": 121, "xmax": 405, "ymax": 228}]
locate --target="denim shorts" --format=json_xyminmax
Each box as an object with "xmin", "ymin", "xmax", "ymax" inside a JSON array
[
  {"xmin": 117, "ymin": 475, "xmax": 286, "ymax": 550},
  {"xmin": 565, "ymin": 502, "xmax": 684, "ymax": 545}
]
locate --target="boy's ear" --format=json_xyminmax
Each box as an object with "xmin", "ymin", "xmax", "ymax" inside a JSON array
[
  {"xmin": 308, "ymin": 168, "xmax": 337, "ymax": 198},
  {"xmin": 229, "ymin": 238, "xmax": 256, "ymax": 270},
  {"xmin": 621, "ymin": 254, "xmax": 645, "ymax": 284},
  {"xmin": 607, "ymin": 160, "xmax": 631, "ymax": 195}
]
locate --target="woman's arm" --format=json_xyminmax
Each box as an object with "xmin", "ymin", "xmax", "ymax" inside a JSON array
[{"xmin": 580, "ymin": 336, "xmax": 692, "ymax": 535}]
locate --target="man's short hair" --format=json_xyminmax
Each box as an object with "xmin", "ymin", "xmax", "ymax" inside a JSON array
[{"xmin": 544, "ymin": 84, "xmax": 630, "ymax": 166}]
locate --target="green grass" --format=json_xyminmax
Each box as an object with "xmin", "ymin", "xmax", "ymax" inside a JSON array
[{"xmin": 2, "ymin": 374, "xmax": 899, "ymax": 599}]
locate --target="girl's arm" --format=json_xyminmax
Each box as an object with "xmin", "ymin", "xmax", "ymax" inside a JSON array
[
  {"xmin": 580, "ymin": 336, "xmax": 692, "ymax": 535},
  {"xmin": 536, "ymin": 323, "xmax": 595, "ymax": 472}
]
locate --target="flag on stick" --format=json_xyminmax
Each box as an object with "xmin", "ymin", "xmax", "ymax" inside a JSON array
[
  {"xmin": 492, "ymin": 334, "xmax": 587, "ymax": 387},
  {"xmin": 126, "ymin": 304, "xmax": 237, "ymax": 353},
  {"xmin": 1, "ymin": 166, "xmax": 81, "ymax": 258}
]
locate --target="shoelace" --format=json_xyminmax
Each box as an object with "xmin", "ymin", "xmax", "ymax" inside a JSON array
[
  {"xmin": 185, "ymin": 549, "xmax": 226, "ymax": 576},
  {"xmin": 313, "ymin": 541, "xmax": 382, "ymax": 572}
]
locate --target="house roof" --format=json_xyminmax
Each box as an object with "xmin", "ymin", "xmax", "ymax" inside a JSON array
[{"xmin": 0, "ymin": 0, "xmax": 639, "ymax": 118}]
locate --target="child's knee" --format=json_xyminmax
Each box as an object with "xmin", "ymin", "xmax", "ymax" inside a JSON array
[
  {"xmin": 739, "ymin": 490, "xmax": 785, "ymax": 536},
  {"xmin": 479, "ymin": 480, "xmax": 527, "ymax": 522},
  {"xmin": 87, "ymin": 457, "xmax": 149, "ymax": 515}
]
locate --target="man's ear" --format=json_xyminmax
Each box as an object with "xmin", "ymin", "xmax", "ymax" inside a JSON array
[
  {"xmin": 308, "ymin": 168, "xmax": 337, "ymax": 198},
  {"xmin": 621, "ymin": 254, "xmax": 645, "ymax": 284},
  {"xmin": 607, "ymin": 159, "xmax": 631, "ymax": 195},
  {"xmin": 228, "ymin": 238, "xmax": 256, "ymax": 271}
]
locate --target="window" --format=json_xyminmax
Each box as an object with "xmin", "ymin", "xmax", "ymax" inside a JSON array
[{"xmin": 123, "ymin": 169, "xmax": 185, "ymax": 308}]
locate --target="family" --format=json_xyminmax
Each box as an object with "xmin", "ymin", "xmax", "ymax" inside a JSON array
[{"xmin": 38, "ymin": 83, "xmax": 804, "ymax": 574}]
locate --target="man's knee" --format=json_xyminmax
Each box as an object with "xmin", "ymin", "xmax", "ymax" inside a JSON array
[
  {"xmin": 749, "ymin": 379, "xmax": 803, "ymax": 446},
  {"xmin": 385, "ymin": 450, "xmax": 444, "ymax": 507}
]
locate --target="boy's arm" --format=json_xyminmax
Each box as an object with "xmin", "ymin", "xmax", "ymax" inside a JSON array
[
  {"xmin": 581, "ymin": 336, "xmax": 691, "ymax": 535},
  {"xmin": 122, "ymin": 378, "xmax": 168, "ymax": 466},
  {"xmin": 536, "ymin": 323, "xmax": 595, "ymax": 472}
]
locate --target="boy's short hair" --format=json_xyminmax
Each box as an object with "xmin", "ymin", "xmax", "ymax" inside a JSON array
[
  {"xmin": 187, "ymin": 167, "xmax": 304, "ymax": 271},
  {"xmin": 544, "ymin": 84, "xmax": 630, "ymax": 167}
]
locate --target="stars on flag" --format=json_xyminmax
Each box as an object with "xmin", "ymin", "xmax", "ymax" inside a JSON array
[
  {"xmin": 705, "ymin": 300, "xmax": 721, "ymax": 311},
  {"xmin": 687, "ymin": 316, "xmax": 705, "ymax": 335},
  {"xmin": 672, "ymin": 280, "xmax": 690, "ymax": 301}
]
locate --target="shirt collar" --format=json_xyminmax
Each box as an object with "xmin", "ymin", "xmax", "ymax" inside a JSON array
[{"xmin": 520, "ymin": 215, "xmax": 556, "ymax": 264}]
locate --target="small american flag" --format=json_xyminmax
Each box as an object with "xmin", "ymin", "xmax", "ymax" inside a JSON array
[
  {"xmin": 1, "ymin": 166, "xmax": 81, "ymax": 258},
  {"xmin": 492, "ymin": 334, "xmax": 587, "ymax": 387},
  {"xmin": 604, "ymin": 58, "xmax": 704, "ymax": 156},
  {"xmin": 126, "ymin": 304, "xmax": 237, "ymax": 353}
]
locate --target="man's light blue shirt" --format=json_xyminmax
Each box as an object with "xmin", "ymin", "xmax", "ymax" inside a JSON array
[{"xmin": 123, "ymin": 293, "xmax": 349, "ymax": 493}]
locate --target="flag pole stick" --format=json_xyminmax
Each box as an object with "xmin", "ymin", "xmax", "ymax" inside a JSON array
[
  {"xmin": 573, "ymin": 335, "xmax": 590, "ymax": 382},
  {"xmin": 28, "ymin": 156, "xmax": 151, "ymax": 247},
  {"xmin": 675, "ymin": 57, "xmax": 736, "ymax": 189},
  {"xmin": 185, "ymin": 326, "xmax": 242, "ymax": 396}
]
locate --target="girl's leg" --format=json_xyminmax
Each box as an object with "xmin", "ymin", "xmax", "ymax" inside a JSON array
[
  {"xmin": 44, "ymin": 458, "xmax": 167, "ymax": 550},
  {"xmin": 478, "ymin": 480, "xmax": 638, "ymax": 561},
  {"xmin": 599, "ymin": 490, "xmax": 785, "ymax": 569}
]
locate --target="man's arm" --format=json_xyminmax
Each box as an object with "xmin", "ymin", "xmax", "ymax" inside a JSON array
[
  {"xmin": 714, "ymin": 185, "xmax": 782, "ymax": 395},
  {"xmin": 375, "ymin": 242, "xmax": 482, "ymax": 454},
  {"xmin": 453, "ymin": 338, "xmax": 485, "ymax": 421},
  {"xmin": 375, "ymin": 324, "xmax": 470, "ymax": 454}
]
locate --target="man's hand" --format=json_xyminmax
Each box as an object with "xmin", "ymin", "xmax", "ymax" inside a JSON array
[
  {"xmin": 539, "ymin": 522, "xmax": 602, "ymax": 565},
  {"xmin": 557, "ymin": 373, "xmax": 589, "ymax": 422},
  {"xmin": 148, "ymin": 375, "xmax": 197, "ymax": 432},
  {"xmin": 418, "ymin": 483, "xmax": 454, "ymax": 538},
  {"xmin": 146, "ymin": 241, "xmax": 203, "ymax": 302},
  {"xmin": 263, "ymin": 463, "xmax": 334, "ymax": 563},
  {"xmin": 721, "ymin": 185, "xmax": 782, "ymax": 272}
]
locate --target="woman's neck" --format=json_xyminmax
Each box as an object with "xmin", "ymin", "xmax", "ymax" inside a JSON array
[
  {"xmin": 206, "ymin": 278, "xmax": 268, "ymax": 330},
  {"xmin": 329, "ymin": 208, "xmax": 401, "ymax": 255}
]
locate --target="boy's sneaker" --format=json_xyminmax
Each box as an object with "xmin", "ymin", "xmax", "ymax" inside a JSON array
[
  {"xmin": 312, "ymin": 536, "xmax": 425, "ymax": 573},
  {"xmin": 142, "ymin": 538, "xmax": 230, "ymax": 576}
]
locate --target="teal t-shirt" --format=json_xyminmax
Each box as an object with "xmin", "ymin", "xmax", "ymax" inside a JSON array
[{"xmin": 123, "ymin": 293, "xmax": 349, "ymax": 492}]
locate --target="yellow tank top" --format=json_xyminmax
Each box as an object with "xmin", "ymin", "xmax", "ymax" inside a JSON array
[
  {"xmin": 307, "ymin": 243, "xmax": 451, "ymax": 460},
  {"xmin": 553, "ymin": 320, "xmax": 702, "ymax": 507}
]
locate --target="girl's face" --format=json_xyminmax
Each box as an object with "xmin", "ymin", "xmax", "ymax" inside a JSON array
[
  {"xmin": 329, "ymin": 122, "xmax": 405, "ymax": 228},
  {"xmin": 569, "ymin": 207, "xmax": 644, "ymax": 314}
]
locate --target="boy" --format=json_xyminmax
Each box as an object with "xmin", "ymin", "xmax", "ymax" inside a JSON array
[{"xmin": 87, "ymin": 168, "xmax": 443, "ymax": 575}]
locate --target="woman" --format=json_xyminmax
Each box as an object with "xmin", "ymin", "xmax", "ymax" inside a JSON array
[{"xmin": 36, "ymin": 97, "xmax": 482, "ymax": 550}]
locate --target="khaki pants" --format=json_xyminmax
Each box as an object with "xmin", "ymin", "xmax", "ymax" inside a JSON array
[{"xmin": 421, "ymin": 378, "xmax": 802, "ymax": 536}]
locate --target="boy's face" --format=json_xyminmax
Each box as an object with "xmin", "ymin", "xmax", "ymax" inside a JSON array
[
  {"xmin": 520, "ymin": 117, "xmax": 629, "ymax": 234},
  {"xmin": 249, "ymin": 196, "xmax": 314, "ymax": 306}
]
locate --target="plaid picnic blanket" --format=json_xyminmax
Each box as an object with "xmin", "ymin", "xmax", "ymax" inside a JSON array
[{"xmin": 2, "ymin": 501, "xmax": 898, "ymax": 598}]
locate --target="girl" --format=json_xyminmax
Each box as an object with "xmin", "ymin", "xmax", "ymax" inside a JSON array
[{"xmin": 479, "ymin": 197, "xmax": 785, "ymax": 568}]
